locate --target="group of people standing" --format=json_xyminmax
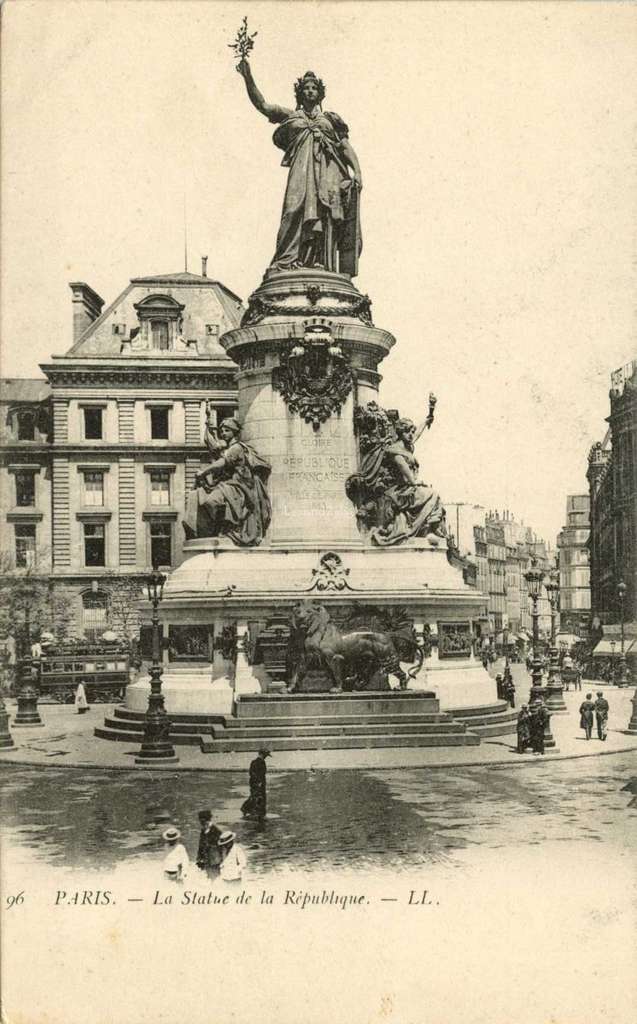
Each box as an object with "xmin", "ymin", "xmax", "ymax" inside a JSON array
[
  {"xmin": 516, "ymin": 699, "xmax": 550, "ymax": 755},
  {"xmin": 579, "ymin": 692, "xmax": 610, "ymax": 741},
  {"xmin": 160, "ymin": 747, "xmax": 272, "ymax": 883},
  {"xmin": 162, "ymin": 815, "xmax": 247, "ymax": 884}
]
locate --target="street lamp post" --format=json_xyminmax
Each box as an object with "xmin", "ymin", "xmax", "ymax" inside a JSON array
[
  {"xmin": 544, "ymin": 570, "xmax": 567, "ymax": 713},
  {"xmin": 610, "ymin": 639, "xmax": 617, "ymax": 685},
  {"xmin": 135, "ymin": 569, "xmax": 178, "ymax": 766},
  {"xmin": 617, "ymin": 581, "xmax": 629, "ymax": 687},
  {"xmin": 13, "ymin": 603, "xmax": 43, "ymax": 728},
  {"xmin": 524, "ymin": 557, "xmax": 556, "ymax": 748},
  {"xmin": 525, "ymin": 558, "xmax": 545, "ymax": 705}
]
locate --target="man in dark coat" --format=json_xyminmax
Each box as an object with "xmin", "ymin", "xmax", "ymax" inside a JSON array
[
  {"xmin": 504, "ymin": 676, "xmax": 516, "ymax": 709},
  {"xmin": 196, "ymin": 809, "xmax": 222, "ymax": 876},
  {"xmin": 516, "ymin": 705, "xmax": 531, "ymax": 754},
  {"xmin": 529, "ymin": 700, "xmax": 547, "ymax": 755},
  {"xmin": 241, "ymin": 748, "xmax": 271, "ymax": 821},
  {"xmin": 579, "ymin": 693, "xmax": 595, "ymax": 740},
  {"xmin": 594, "ymin": 691, "xmax": 609, "ymax": 741}
]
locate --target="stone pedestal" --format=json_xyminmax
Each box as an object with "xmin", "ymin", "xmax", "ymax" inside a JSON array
[
  {"xmin": 111, "ymin": 268, "xmax": 503, "ymax": 746},
  {"xmin": 0, "ymin": 699, "xmax": 15, "ymax": 748},
  {"xmin": 544, "ymin": 679, "xmax": 568, "ymax": 714},
  {"xmin": 626, "ymin": 689, "xmax": 637, "ymax": 734}
]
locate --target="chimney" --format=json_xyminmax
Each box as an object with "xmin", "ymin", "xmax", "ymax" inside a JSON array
[
  {"xmin": 201, "ymin": 256, "xmax": 208, "ymax": 278},
  {"xmin": 69, "ymin": 282, "xmax": 105, "ymax": 343}
]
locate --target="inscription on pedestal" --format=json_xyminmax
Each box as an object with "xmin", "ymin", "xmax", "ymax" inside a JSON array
[{"xmin": 270, "ymin": 407, "xmax": 359, "ymax": 543}]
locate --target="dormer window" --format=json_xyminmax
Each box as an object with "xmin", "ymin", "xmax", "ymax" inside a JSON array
[
  {"xmin": 151, "ymin": 320, "xmax": 170, "ymax": 350},
  {"xmin": 16, "ymin": 410, "xmax": 35, "ymax": 441},
  {"xmin": 133, "ymin": 294, "xmax": 185, "ymax": 352}
]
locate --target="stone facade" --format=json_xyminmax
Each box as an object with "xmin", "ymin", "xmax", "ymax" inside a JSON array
[
  {"xmin": 446, "ymin": 503, "xmax": 555, "ymax": 638},
  {"xmin": 587, "ymin": 360, "xmax": 637, "ymax": 626},
  {"xmin": 556, "ymin": 494, "xmax": 591, "ymax": 634},
  {"xmin": 1, "ymin": 269, "xmax": 241, "ymax": 641}
]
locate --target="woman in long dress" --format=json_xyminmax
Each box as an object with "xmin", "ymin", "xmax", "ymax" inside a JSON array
[
  {"xmin": 237, "ymin": 60, "xmax": 363, "ymax": 275},
  {"xmin": 184, "ymin": 418, "xmax": 271, "ymax": 546}
]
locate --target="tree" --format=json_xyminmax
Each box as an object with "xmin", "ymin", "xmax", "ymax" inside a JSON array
[
  {"xmin": 0, "ymin": 550, "xmax": 51, "ymax": 656},
  {"xmin": 102, "ymin": 573, "xmax": 145, "ymax": 652}
]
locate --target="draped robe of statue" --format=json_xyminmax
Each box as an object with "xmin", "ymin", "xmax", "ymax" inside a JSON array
[
  {"xmin": 184, "ymin": 439, "xmax": 271, "ymax": 547},
  {"xmin": 266, "ymin": 103, "xmax": 361, "ymax": 274},
  {"xmin": 358, "ymin": 436, "xmax": 446, "ymax": 547}
]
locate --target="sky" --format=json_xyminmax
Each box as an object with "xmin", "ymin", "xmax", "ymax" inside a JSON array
[{"xmin": 1, "ymin": 0, "xmax": 636, "ymax": 543}]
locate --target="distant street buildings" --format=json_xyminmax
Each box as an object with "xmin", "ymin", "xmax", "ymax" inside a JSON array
[
  {"xmin": 587, "ymin": 359, "xmax": 636, "ymax": 626},
  {"xmin": 446, "ymin": 505, "xmax": 556, "ymax": 640},
  {"xmin": 556, "ymin": 495, "xmax": 591, "ymax": 635}
]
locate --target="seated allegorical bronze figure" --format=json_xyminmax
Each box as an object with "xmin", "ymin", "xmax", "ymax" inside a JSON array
[{"xmin": 183, "ymin": 413, "xmax": 271, "ymax": 547}]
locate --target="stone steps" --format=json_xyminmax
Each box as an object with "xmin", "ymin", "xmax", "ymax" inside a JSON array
[
  {"xmin": 210, "ymin": 720, "xmax": 469, "ymax": 739},
  {"xmin": 199, "ymin": 733, "xmax": 481, "ymax": 753},
  {"xmin": 451, "ymin": 703, "xmax": 517, "ymax": 737},
  {"xmin": 94, "ymin": 694, "xmax": 515, "ymax": 750}
]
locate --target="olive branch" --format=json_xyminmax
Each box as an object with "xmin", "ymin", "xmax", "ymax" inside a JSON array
[{"xmin": 229, "ymin": 16, "xmax": 258, "ymax": 65}]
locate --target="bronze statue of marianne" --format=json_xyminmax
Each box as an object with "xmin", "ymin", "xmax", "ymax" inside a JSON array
[
  {"xmin": 237, "ymin": 59, "xmax": 363, "ymax": 277},
  {"xmin": 183, "ymin": 413, "xmax": 271, "ymax": 547}
]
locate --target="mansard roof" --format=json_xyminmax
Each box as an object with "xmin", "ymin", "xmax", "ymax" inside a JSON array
[
  {"xmin": 65, "ymin": 270, "xmax": 244, "ymax": 359},
  {"xmin": 0, "ymin": 378, "xmax": 50, "ymax": 404}
]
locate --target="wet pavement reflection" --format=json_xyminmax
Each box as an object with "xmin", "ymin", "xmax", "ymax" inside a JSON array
[{"xmin": 1, "ymin": 754, "xmax": 635, "ymax": 875}]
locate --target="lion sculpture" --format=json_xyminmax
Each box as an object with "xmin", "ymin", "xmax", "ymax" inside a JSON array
[{"xmin": 289, "ymin": 602, "xmax": 424, "ymax": 693}]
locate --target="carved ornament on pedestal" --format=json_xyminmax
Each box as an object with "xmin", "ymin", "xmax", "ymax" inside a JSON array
[
  {"xmin": 241, "ymin": 291, "xmax": 373, "ymax": 328},
  {"xmin": 308, "ymin": 552, "xmax": 354, "ymax": 592},
  {"xmin": 272, "ymin": 322, "xmax": 354, "ymax": 431}
]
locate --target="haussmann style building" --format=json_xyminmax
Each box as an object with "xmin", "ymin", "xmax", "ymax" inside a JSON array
[{"xmin": 1, "ymin": 264, "xmax": 241, "ymax": 648}]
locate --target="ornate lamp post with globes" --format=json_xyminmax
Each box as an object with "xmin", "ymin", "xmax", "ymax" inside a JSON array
[
  {"xmin": 617, "ymin": 581, "xmax": 629, "ymax": 687},
  {"xmin": 135, "ymin": 568, "xmax": 178, "ymax": 766},
  {"xmin": 525, "ymin": 558, "xmax": 545, "ymax": 705},
  {"xmin": 544, "ymin": 569, "xmax": 567, "ymax": 713},
  {"xmin": 13, "ymin": 602, "xmax": 43, "ymax": 729}
]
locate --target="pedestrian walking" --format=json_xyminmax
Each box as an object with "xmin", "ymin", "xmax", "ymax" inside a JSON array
[
  {"xmin": 241, "ymin": 747, "xmax": 271, "ymax": 822},
  {"xmin": 529, "ymin": 700, "xmax": 546, "ymax": 755},
  {"xmin": 504, "ymin": 676, "xmax": 516, "ymax": 709},
  {"xmin": 162, "ymin": 827, "xmax": 189, "ymax": 882},
  {"xmin": 579, "ymin": 693, "xmax": 595, "ymax": 741},
  {"xmin": 594, "ymin": 691, "xmax": 609, "ymax": 741},
  {"xmin": 218, "ymin": 831, "xmax": 247, "ymax": 884},
  {"xmin": 196, "ymin": 809, "xmax": 222, "ymax": 877},
  {"xmin": 74, "ymin": 682, "xmax": 89, "ymax": 715},
  {"xmin": 516, "ymin": 705, "xmax": 531, "ymax": 754}
]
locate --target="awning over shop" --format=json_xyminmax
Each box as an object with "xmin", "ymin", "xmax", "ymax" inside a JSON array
[
  {"xmin": 592, "ymin": 638, "xmax": 635, "ymax": 657},
  {"xmin": 556, "ymin": 633, "xmax": 579, "ymax": 647}
]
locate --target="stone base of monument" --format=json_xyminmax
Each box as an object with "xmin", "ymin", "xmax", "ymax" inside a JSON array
[{"xmin": 95, "ymin": 692, "xmax": 517, "ymax": 749}]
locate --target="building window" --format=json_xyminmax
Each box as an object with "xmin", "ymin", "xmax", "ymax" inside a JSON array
[
  {"xmin": 16, "ymin": 411, "xmax": 35, "ymax": 441},
  {"xmin": 15, "ymin": 524, "xmax": 36, "ymax": 567},
  {"xmin": 217, "ymin": 408, "xmax": 238, "ymax": 426},
  {"xmin": 84, "ymin": 523, "xmax": 105, "ymax": 567},
  {"xmin": 151, "ymin": 320, "xmax": 170, "ymax": 350},
  {"xmin": 15, "ymin": 470, "xmax": 36, "ymax": 507},
  {"xmin": 205, "ymin": 324, "xmax": 219, "ymax": 336},
  {"xmin": 83, "ymin": 471, "xmax": 104, "ymax": 506},
  {"xmin": 83, "ymin": 407, "xmax": 103, "ymax": 440},
  {"xmin": 111, "ymin": 323, "xmax": 126, "ymax": 335},
  {"xmin": 82, "ymin": 591, "xmax": 108, "ymax": 640},
  {"xmin": 150, "ymin": 520, "xmax": 172, "ymax": 567},
  {"xmin": 150, "ymin": 470, "xmax": 170, "ymax": 506},
  {"xmin": 150, "ymin": 407, "xmax": 169, "ymax": 440}
]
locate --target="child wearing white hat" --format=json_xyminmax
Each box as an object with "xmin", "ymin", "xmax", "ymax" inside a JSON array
[
  {"xmin": 218, "ymin": 831, "xmax": 247, "ymax": 883},
  {"xmin": 162, "ymin": 827, "xmax": 189, "ymax": 882}
]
